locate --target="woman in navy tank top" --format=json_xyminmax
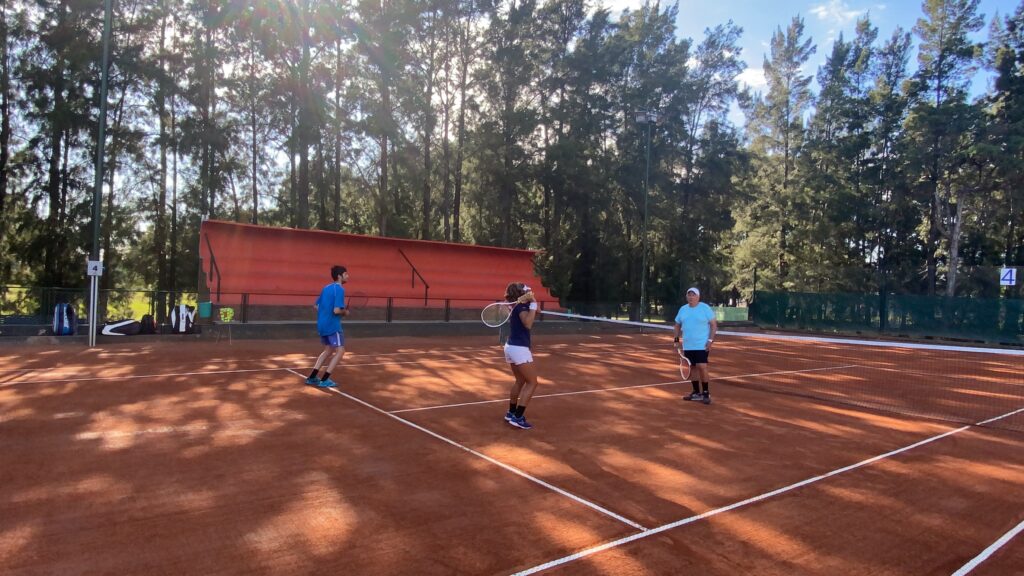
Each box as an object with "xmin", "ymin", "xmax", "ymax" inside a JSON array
[{"xmin": 503, "ymin": 282, "xmax": 539, "ymax": 430}]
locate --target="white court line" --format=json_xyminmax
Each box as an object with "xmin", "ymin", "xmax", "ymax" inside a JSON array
[
  {"xmin": 0, "ymin": 366, "xmax": 299, "ymax": 386},
  {"xmin": 389, "ymin": 379, "xmax": 685, "ymax": 413},
  {"xmin": 952, "ymin": 518, "xmax": 1024, "ymax": 575},
  {"xmin": 286, "ymin": 369, "xmax": 646, "ymax": 531},
  {"xmin": 389, "ymin": 365, "xmax": 858, "ymax": 414},
  {"xmin": 513, "ymin": 405, "xmax": 1024, "ymax": 575},
  {"xmin": 0, "ymin": 354, "xmax": 511, "ymax": 387},
  {"xmin": 0, "ymin": 368, "xmax": 31, "ymax": 375}
]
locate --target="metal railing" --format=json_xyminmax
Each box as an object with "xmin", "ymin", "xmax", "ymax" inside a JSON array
[
  {"xmin": 397, "ymin": 248, "xmax": 430, "ymax": 305},
  {"xmin": 203, "ymin": 234, "xmax": 222, "ymax": 300}
]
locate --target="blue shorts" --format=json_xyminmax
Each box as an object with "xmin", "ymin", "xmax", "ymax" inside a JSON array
[{"xmin": 320, "ymin": 332, "xmax": 344, "ymax": 348}]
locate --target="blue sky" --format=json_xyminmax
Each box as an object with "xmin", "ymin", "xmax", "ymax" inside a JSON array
[{"xmin": 598, "ymin": 0, "xmax": 1017, "ymax": 98}]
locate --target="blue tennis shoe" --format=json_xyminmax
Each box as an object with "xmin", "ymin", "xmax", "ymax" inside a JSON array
[
  {"xmin": 305, "ymin": 376, "xmax": 320, "ymax": 386},
  {"xmin": 317, "ymin": 378, "xmax": 338, "ymax": 388},
  {"xmin": 509, "ymin": 415, "xmax": 533, "ymax": 430}
]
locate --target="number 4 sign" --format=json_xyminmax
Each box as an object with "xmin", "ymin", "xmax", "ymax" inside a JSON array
[{"xmin": 1000, "ymin": 267, "xmax": 1018, "ymax": 286}]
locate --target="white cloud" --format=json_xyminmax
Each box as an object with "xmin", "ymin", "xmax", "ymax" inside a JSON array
[
  {"xmin": 737, "ymin": 67, "xmax": 767, "ymax": 89},
  {"xmin": 809, "ymin": 0, "xmax": 865, "ymax": 25}
]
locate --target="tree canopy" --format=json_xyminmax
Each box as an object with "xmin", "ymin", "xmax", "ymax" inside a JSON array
[{"xmin": 0, "ymin": 0, "xmax": 1020, "ymax": 309}]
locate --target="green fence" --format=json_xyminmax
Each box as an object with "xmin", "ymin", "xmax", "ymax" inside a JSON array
[
  {"xmin": 714, "ymin": 306, "xmax": 749, "ymax": 322},
  {"xmin": 753, "ymin": 291, "xmax": 1023, "ymax": 345}
]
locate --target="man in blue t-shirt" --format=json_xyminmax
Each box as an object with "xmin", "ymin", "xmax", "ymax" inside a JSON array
[
  {"xmin": 305, "ymin": 265, "xmax": 349, "ymax": 388},
  {"xmin": 673, "ymin": 287, "xmax": 718, "ymax": 404}
]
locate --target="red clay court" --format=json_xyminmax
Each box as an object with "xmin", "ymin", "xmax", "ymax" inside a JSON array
[{"xmin": 2, "ymin": 329, "xmax": 1023, "ymax": 575}]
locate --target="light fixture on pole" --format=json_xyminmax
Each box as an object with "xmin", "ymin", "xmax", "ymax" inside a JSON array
[{"xmin": 635, "ymin": 110, "xmax": 656, "ymax": 321}]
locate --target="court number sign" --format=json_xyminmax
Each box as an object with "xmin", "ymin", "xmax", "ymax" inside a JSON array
[
  {"xmin": 86, "ymin": 260, "xmax": 104, "ymax": 277},
  {"xmin": 1000, "ymin": 267, "xmax": 1018, "ymax": 287}
]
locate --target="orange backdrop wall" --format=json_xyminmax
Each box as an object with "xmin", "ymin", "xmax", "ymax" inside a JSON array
[{"xmin": 199, "ymin": 220, "xmax": 558, "ymax": 308}]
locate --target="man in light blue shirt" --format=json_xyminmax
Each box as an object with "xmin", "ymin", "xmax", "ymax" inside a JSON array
[
  {"xmin": 673, "ymin": 287, "xmax": 718, "ymax": 404},
  {"xmin": 306, "ymin": 265, "xmax": 349, "ymax": 388}
]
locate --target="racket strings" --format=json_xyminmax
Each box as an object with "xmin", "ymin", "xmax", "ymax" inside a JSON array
[
  {"xmin": 481, "ymin": 302, "xmax": 513, "ymax": 327},
  {"xmin": 676, "ymin": 346, "xmax": 691, "ymax": 380}
]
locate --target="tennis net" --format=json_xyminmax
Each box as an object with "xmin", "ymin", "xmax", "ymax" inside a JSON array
[{"xmin": 534, "ymin": 310, "xmax": 1024, "ymax": 433}]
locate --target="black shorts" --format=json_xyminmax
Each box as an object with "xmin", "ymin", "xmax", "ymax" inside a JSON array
[{"xmin": 683, "ymin": 349, "xmax": 709, "ymax": 365}]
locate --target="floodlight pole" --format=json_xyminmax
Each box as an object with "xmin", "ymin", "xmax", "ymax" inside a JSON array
[
  {"xmin": 636, "ymin": 111, "xmax": 656, "ymax": 322},
  {"xmin": 88, "ymin": 0, "xmax": 113, "ymax": 347}
]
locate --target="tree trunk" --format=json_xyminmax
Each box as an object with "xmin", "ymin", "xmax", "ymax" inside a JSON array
[
  {"xmin": 378, "ymin": 80, "xmax": 390, "ymax": 236},
  {"xmin": 296, "ymin": 3, "xmax": 311, "ymax": 229},
  {"xmin": 334, "ymin": 39, "xmax": 343, "ymax": 230},
  {"xmin": 200, "ymin": 7, "xmax": 212, "ymax": 217},
  {"xmin": 43, "ymin": 49, "xmax": 65, "ymax": 286},
  {"xmin": 945, "ymin": 193, "xmax": 965, "ymax": 298},
  {"xmin": 249, "ymin": 29, "xmax": 259, "ymax": 224},
  {"xmin": 0, "ymin": 0, "xmax": 9, "ymax": 283},
  {"xmin": 453, "ymin": 21, "xmax": 470, "ymax": 243},
  {"xmin": 500, "ymin": 87, "xmax": 514, "ymax": 247},
  {"xmin": 540, "ymin": 101, "xmax": 550, "ymax": 250},
  {"xmin": 926, "ymin": 173, "xmax": 940, "ymax": 295},
  {"xmin": 101, "ymin": 69, "xmax": 134, "ymax": 292},
  {"xmin": 227, "ymin": 169, "xmax": 240, "ymax": 221},
  {"xmin": 441, "ymin": 52, "xmax": 452, "ymax": 242},
  {"xmin": 169, "ymin": 26, "xmax": 179, "ymax": 317},
  {"xmin": 924, "ymin": 123, "xmax": 945, "ymax": 295},
  {"xmin": 288, "ymin": 111, "xmax": 296, "ymax": 228},
  {"xmin": 316, "ymin": 141, "xmax": 327, "ymax": 229},
  {"xmin": 421, "ymin": 31, "xmax": 436, "ymax": 240},
  {"xmin": 154, "ymin": 2, "xmax": 169, "ymax": 321},
  {"xmin": 0, "ymin": 1, "xmax": 10, "ymax": 232}
]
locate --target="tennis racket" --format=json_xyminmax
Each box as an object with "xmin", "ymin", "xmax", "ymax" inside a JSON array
[
  {"xmin": 481, "ymin": 301, "xmax": 515, "ymax": 327},
  {"xmin": 675, "ymin": 344, "xmax": 691, "ymax": 380}
]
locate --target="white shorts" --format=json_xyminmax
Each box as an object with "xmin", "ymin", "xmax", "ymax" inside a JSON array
[{"xmin": 503, "ymin": 344, "xmax": 533, "ymax": 365}]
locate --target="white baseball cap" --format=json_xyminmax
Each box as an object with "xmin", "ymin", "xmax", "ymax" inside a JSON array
[{"xmin": 686, "ymin": 287, "xmax": 700, "ymax": 297}]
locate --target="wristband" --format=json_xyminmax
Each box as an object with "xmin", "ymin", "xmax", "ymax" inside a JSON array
[
  {"xmin": 708, "ymin": 339, "xmax": 714, "ymax": 343},
  {"xmin": 529, "ymin": 302, "xmax": 538, "ymax": 311}
]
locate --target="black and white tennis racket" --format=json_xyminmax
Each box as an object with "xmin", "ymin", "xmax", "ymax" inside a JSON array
[
  {"xmin": 675, "ymin": 344, "xmax": 691, "ymax": 380},
  {"xmin": 481, "ymin": 301, "xmax": 516, "ymax": 327}
]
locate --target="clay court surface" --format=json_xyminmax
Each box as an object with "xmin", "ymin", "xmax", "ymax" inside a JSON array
[{"xmin": 2, "ymin": 332, "xmax": 1023, "ymax": 575}]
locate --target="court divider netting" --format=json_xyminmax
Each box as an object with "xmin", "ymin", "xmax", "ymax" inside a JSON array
[{"xmin": 534, "ymin": 309, "xmax": 1024, "ymax": 434}]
